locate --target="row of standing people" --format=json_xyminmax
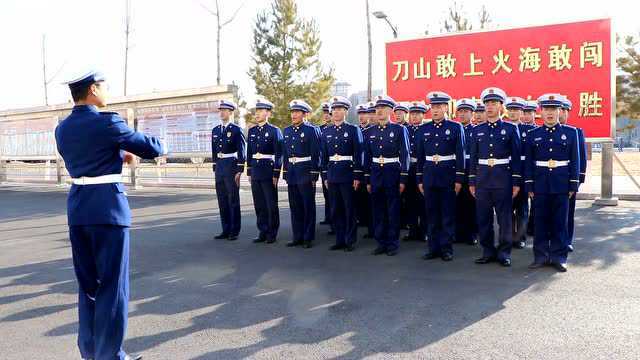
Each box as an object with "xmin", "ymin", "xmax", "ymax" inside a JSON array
[{"xmin": 211, "ymin": 87, "xmax": 587, "ymax": 273}]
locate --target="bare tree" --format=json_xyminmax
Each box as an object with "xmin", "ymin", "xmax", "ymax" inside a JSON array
[
  {"xmin": 41, "ymin": 34, "xmax": 66, "ymax": 106},
  {"xmin": 478, "ymin": 5, "xmax": 491, "ymax": 29},
  {"xmin": 200, "ymin": 0, "xmax": 245, "ymax": 85},
  {"xmin": 124, "ymin": 0, "xmax": 132, "ymax": 96}
]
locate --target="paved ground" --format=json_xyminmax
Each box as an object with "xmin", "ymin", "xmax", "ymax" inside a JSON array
[{"xmin": 1, "ymin": 185, "xmax": 639, "ymax": 359}]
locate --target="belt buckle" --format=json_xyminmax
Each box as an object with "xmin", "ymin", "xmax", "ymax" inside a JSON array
[
  {"xmin": 331, "ymin": 154, "xmax": 338, "ymax": 161},
  {"xmin": 290, "ymin": 157, "xmax": 297, "ymax": 164},
  {"xmin": 433, "ymin": 154, "xmax": 439, "ymax": 164},
  {"xmin": 379, "ymin": 155, "xmax": 384, "ymax": 166},
  {"xmin": 488, "ymin": 158, "xmax": 495, "ymax": 167},
  {"xmin": 548, "ymin": 159, "xmax": 556, "ymax": 168}
]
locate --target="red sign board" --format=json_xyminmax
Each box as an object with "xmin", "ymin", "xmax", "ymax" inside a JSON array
[{"xmin": 386, "ymin": 18, "xmax": 613, "ymax": 139}]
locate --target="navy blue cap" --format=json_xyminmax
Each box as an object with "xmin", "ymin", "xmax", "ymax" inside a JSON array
[
  {"xmin": 538, "ymin": 93, "xmax": 564, "ymax": 108},
  {"xmin": 561, "ymin": 96, "xmax": 572, "ymax": 110},
  {"xmin": 330, "ymin": 96, "xmax": 352, "ymax": 110},
  {"xmin": 409, "ymin": 101, "xmax": 428, "ymax": 113},
  {"xmin": 256, "ymin": 98, "xmax": 274, "ymax": 110},
  {"xmin": 474, "ymin": 102, "xmax": 486, "ymax": 112},
  {"xmin": 218, "ymin": 99, "xmax": 237, "ymax": 111},
  {"xmin": 321, "ymin": 102, "xmax": 330, "ymax": 112},
  {"xmin": 524, "ymin": 101, "xmax": 538, "ymax": 112},
  {"xmin": 427, "ymin": 91, "xmax": 452, "ymax": 105},
  {"xmin": 393, "ymin": 102, "xmax": 409, "ymax": 113},
  {"xmin": 455, "ymin": 98, "xmax": 476, "ymax": 111},
  {"xmin": 64, "ymin": 70, "xmax": 106, "ymax": 91},
  {"xmin": 375, "ymin": 94, "xmax": 397, "ymax": 109},
  {"xmin": 289, "ymin": 99, "xmax": 312, "ymax": 113},
  {"xmin": 481, "ymin": 87, "xmax": 507, "ymax": 103},
  {"xmin": 505, "ymin": 97, "xmax": 526, "ymax": 110}
]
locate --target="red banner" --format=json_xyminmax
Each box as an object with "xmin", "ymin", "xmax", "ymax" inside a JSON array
[{"xmin": 386, "ymin": 18, "xmax": 612, "ymax": 139}]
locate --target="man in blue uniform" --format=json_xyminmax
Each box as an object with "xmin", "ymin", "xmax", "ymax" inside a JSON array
[
  {"xmin": 212, "ymin": 100, "xmax": 246, "ymax": 241},
  {"xmin": 559, "ymin": 96, "xmax": 587, "ymax": 252},
  {"xmin": 56, "ymin": 71, "xmax": 164, "ymax": 360},
  {"xmin": 454, "ymin": 98, "xmax": 478, "ymax": 245},
  {"xmin": 321, "ymin": 96, "xmax": 363, "ymax": 252},
  {"xmin": 473, "ymin": 102, "xmax": 486, "ymax": 125},
  {"xmin": 355, "ymin": 102, "xmax": 375, "ymax": 239},
  {"xmin": 469, "ymin": 87, "xmax": 522, "ymax": 267},
  {"xmin": 402, "ymin": 101, "xmax": 428, "ymax": 242},
  {"xmin": 247, "ymin": 98, "xmax": 283, "ymax": 244},
  {"xmin": 394, "ymin": 102, "xmax": 409, "ymax": 126},
  {"xmin": 319, "ymin": 102, "xmax": 334, "ymax": 234},
  {"xmin": 505, "ymin": 97, "xmax": 529, "ymax": 249},
  {"xmin": 364, "ymin": 95, "xmax": 410, "ymax": 256},
  {"xmin": 522, "ymin": 100, "xmax": 539, "ymax": 237},
  {"xmin": 525, "ymin": 93, "xmax": 580, "ymax": 272},
  {"xmin": 282, "ymin": 99, "xmax": 321, "ymax": 248},
  {"xmin": 416, "ymin": 92, "xmax": 465, "ymax": 261}
]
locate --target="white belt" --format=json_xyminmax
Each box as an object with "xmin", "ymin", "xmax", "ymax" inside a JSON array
[
  {"xmin": 72, "ymin": 174, "xmax": 122, "ymax": 185},
  {"xmin": 288, "ymin": 156, "xmax": 311, "ymax": 164},
  {"xmin": 520, "ymin": 156, "xmax": 526, "ymax": 161},
  {"xmin": 425, "ymin": 154, "xmax": 456, "ymax": 163},
  {"xmin": 372, "ymin": 157, "xmax": 399, "ymax": 165},
  {"xmin": 330, "ymin": 155, "xmax": 353, "ymax": 162},
  {"xmin": 478, "ymin": 158, "xmax": 510, "ymax": 167},
  {"xmin": 536, "ymin": 160, "xmax": 569, "ymax": 168},
  {"xmin": 254, "ymin": 152, "xmax": 275, "ymax": 160},
  {"xmin": 464, "ymin": 154, "xmax": 470, "ymax": 160},
  {"xmin": 410, "ymin": 157, "xmax": 418, "ymax": 163},
  {"xmin": 217, "ymin": 152, "xmax": 237, "ymax": 159}
]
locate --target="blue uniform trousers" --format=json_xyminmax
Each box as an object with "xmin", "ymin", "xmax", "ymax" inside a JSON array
[
  {"xmin": 355, "ymin": 184, "xmax": 374, "ymax": 236},
  {"xmin": 476, "ymin": 188, "xmax": 513, "ymax": 261},
  {"xmin": 406, "ymin": 175, "xmax": 426, "ymax": 241},
  {"xmin": 329, "ymin": 182, "xmax": 357, "ymax": 246},
  {"xmin": 288, "ymin": 182, "xmax": 316, "ymax": 243},
  {"xmin": 424, "ymin": 186, "xmax": 455, "ymax": 255},
  {"xmin": 512, "ymin": 190, "xmax": 529, "ymax": 243},
  {"xmin": 69, "ymin": 225, "xmax": 129, "ymax": 360},
  {"xmin": 251, "ymin": 179, "xmax": 280, "ymax": 240},
  {"xmin": 215, "ymin": 175, "xmax": 241, "ymax": 236},
  {"xmin": 371, "ymin": 186, "xmax": 401, "ymax": 252},
  {"xmin": 455, "ymin": 183, "xmax": 477, "ymax": 243},
  {"xmin": 568, "ymin": 195, "xmax": 577, "ymax": 246},
  {"xmin": 534, "ymin": 194, "xmax": 570, "ymax": 263}
]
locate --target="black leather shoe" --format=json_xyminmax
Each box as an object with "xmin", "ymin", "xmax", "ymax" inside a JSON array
[
  {"xmin": 303, "ymin": 242, "xmax": 313, "ymax": 249},
  {"xmin": 441, "ymin": 253, "xmax": 453, "ymax": 262},
  {"xmin": 528, "ymin": 262, "xmax": 546, "ymax": 269},
  {"xmin": 499, "ymin": 258, "xmax": 512, "ymax": 267},
  {"xmin": 513, "ymin": 241, "xmax": 526, "ymax": 249},
  {"xmin": 330, "ymin": 244, "xmax": 345, "ymax": 251},
  {"xmin": 475, "ymin": 256, "xmax": 495, "ymax": 264},
  {"xmin": 372, "ymin": 247, "xmax": 386, "ymax": 255},
  {"xmin": 227, "ymin": 235, "xmax": 238, "ymax": 241},
  {"xmin": 422, "ymin": 252, "xmax": 440, "ymax": 260},
  {"xmin": 551, "ymin": 262, "xmax": 568, "ymax": 272},
  {"xmin": 467, "ymin": 238, "xmax": 478, "ymax": 245},
  {"xmin": 124, "ymin": 354, "xmax": 143, "ymax": 360},
  {"xmin": 328, "ymin": 230, "xmax": 336, "ymax": 235},
  {"xmin": 386, "ymin": 249, "xmax": 398, "ymax": 256},
  {"xmin": 320, "ymin": 220, "xmax": 330, "ymax": 225},
  {"xmin": 402, "ymin": 234, "xmax": 413, "ymax": 242},
  {"xmin": 363, "ymin": 233, "xmax": 373, "ymax": 239},
  {"xmin": 266, "ymin": 237, "xmax": 277, "ymax": 244},
  {"xmin": 344, "ymin": 244, "xmax": 355, "ymax": 252},
  {"xmin": 214, "ymin": 233, "xmax": 229, "ymax": 240},
  {"xmin": 567, "ymin": 244, "xmax": 574, "ymax": 252},
  {"xmin": 286, "ymin": 241, "xmax": 300, "ymax": 247},
  {"xmin": 253, "ymin": 237, "xmax": 266, "ymax": 243}
]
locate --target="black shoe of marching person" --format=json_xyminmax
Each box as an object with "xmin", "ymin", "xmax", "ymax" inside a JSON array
[
  {"xmin": 344, "ymin": 244, "xmax": 356, "ymax": 252},
  {"xmin": 287, "ymin": 241, "xmax": 302, "ymax": 247},
  {"xmin": 422, "ymin": 252, "xmax": 440, "ymax": 260},
  {"xmin": 303, "ymin": 242, "xmax": 313, "ymax": 249},
  {"xmin": 253, "ymin": 236, "xmax": 266, "ymax": 243},
  {"xmin": 227, "ymin": 235, "xmax": 238, "ymax": 241},
  {"xmin": 329, "ymin": 244, "xmax": 345, "ymax": 251},
  {"xmin": 214, "ymin": 233, "xmax": 229, "ymax": 240},
  {"xmin": 372, "ymin": 247, "xmax": 386, "ymax": 255},
  {"xmin": 475, "ymin": 256, "xmax": 495, "ymax": 264}
]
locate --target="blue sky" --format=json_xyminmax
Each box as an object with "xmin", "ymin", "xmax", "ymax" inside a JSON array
[{"xmin": 0, "ymin": 0, "xmax": 637, "ymax": 110}]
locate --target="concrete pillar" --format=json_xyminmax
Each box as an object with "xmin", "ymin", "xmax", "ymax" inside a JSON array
[{"xmin": 594, "ymin": 141, "xmax": 618, "ymax": 206}]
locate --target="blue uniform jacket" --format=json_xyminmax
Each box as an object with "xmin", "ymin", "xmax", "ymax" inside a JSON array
[
  {"xmin": 363, "ymin": 122, "xmax": 410, "ymax": 190},
  {"xmin": 415, "ymin": 119, "xmax": 466, "ymax": 188},
  {"xmin": 55, "ymin": 105, "xmax": 164, "ymax": 227},
  {"xmin": 282, "ymin": 122, "xmax": 322, "ymax": 185},
  {"xmin": 211, "ymin": 122, "xmax": 246, "ymax": 178},
  {"xmin": 524, "ymin": 124, "xmax": 580, "ymax": 194},
  {"xmin": 468, "ymin": 119, "xmax": 522, "ymax": 189},
  {"xmin": 320, "ymin": 122, "xmax": 364, "ymax": 183},
  {"xmin": 247, "ymin": 122, "xmax": 284, "ymax": 181},
  {"xmin": 407, "ymin": 124, "xmax": 422, "ymax": 178}
]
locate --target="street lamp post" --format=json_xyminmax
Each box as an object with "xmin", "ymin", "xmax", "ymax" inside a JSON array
[{"xmin": 373, "ymin": 11, "xmax": 398, "ymax": 39}]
